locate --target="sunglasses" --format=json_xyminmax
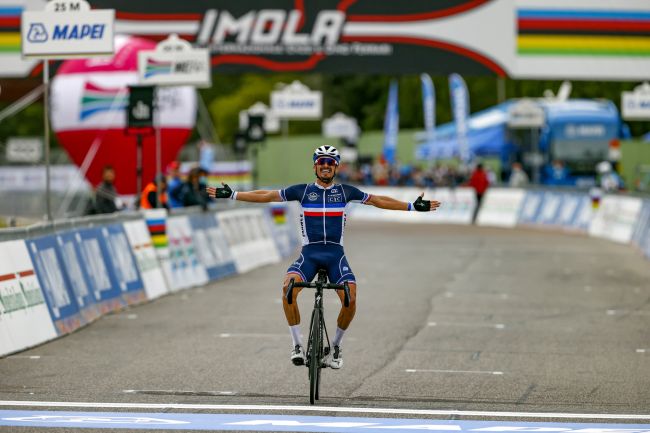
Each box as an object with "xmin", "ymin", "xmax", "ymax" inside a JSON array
[{"xmin": 316, "ymin": 157, "xmax": 338, "ymax": 167}]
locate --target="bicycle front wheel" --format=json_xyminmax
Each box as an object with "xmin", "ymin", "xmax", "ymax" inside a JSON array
[{"xmin": 309, "ymin": 308, "xmax": 321, "ymax": 405}]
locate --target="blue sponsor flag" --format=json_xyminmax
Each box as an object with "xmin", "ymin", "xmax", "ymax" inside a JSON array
[
  {"xmin": 383, "ymin": 80, "xmax": 399, "ymax": 164},
  {"xmin": 449, "ymin": 73, "xmax": 471, "ymax": 162},
  {"xmin": 420, "ymin": 73, "xmax": 436, "ymax": 139}
]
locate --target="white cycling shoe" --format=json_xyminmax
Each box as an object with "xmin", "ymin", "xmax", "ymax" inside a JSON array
[
  {"xmin": 323, "ymin": 346, "xmax": 343, "ymax": 369},
  {"xmin": 291, "ymin": 345, "xmax": 305, "ymax": 366}
]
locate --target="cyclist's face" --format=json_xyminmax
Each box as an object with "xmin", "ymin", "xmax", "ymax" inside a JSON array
[{"xmin": 314, "ymin": 157, "xmax": 338, "ymax": 181}]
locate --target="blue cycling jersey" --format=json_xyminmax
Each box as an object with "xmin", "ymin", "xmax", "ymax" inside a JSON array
[{"xmin": 280, "ymin": 183, "xmax": 370, "ymax": 246}]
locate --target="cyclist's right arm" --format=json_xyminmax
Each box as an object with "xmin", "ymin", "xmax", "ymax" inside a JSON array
[
  {"xmin": 236, "ymin": 190, "xmax": 282, "ymax": 203},
  {"xmin": 206, "ymin": 184, "xmax": 282, "ymax": 203}
]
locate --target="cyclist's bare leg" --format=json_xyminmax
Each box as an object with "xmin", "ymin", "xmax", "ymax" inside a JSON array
[
  {"xmin": 282, "ymin": 273, "xmax": 303, "ymax": 326},
  {"xmin": 335, "ymin": 282, "xmax": 357, "ymax": 330}
]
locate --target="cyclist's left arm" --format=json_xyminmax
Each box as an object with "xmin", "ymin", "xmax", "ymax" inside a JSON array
[
  {"xmin": 367, "ymin": 194, "xmax": 440, "ymax": 212},
  {"xmin": 343, "ymin": 184, "xmax": 440, "ymax": 212}
]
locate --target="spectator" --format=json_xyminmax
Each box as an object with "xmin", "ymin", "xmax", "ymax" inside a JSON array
[
  {"xmin": 596, "ymin": 161, "xmax": 623, "ymax": 192},
  {"xmin": 197, "ymin": 166, "xmax": 213, "ymax": 204},
  {"xmin": 544, "ymin": 159, "xmax": 570, "ymax": 185},
  {"xmin": 468, "ymin": 163, "xmax": 490, "ymax": 220},
  {"xmin": 509, "ymin": 162, "xmax": 529, "ymax": 187},
  {"xmin": 180, "ymin": 167, "xmax": 208, "ymax": 210},
  {"xmin": 166, "ymin": 161, "xmax": 184, "ymax": 209},
  {"xmin": 140, "ymin": 174, "xmax": 168, "ymax": 210},
  {"xmin": 94, "ymin": 165, "xmax": 120, "ymax": 214}
]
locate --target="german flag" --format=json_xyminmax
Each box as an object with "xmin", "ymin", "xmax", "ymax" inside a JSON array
[
  {"xmin": 518, "ymin": 9, "xmax": 650, "ymax": 56},
  {"xmin": 0, "ymin": 5, "xmax": 21, "ymax": 53}
]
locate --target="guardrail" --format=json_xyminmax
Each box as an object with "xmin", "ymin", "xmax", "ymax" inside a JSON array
[{"xmin": 0, "ymin": 202, "xmax": 300, "ymax": 357}]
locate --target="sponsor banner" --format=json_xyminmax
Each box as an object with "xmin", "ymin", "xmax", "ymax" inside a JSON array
[
  {"xmin": 137, "ymin": 34, "xmax": 211, "ymax": 87},
  {"xmin": 100, "ymin": 224, "xmax": 147, "ymax": 305},
  {"xmin": 54, "ymin": 231, "xmax": 103, "ymax": 321},
  {"xmin": 382, "ymin": 80, "xmax": 398, "ymax": 165},
  {"xmin": 270, "ymin": 81, "xmax": 322, "ymax": 120},
  {"xmin": 476, "ymin": 188, "xmax": 526, "ymax": 228},
  {"xmin": 166, "ymin": 215, "xmax": 209, "ymax": 290},
  {"xmin": 74, "ymin": 227, "xmax": 127, "ymax": 311},
  {"xmin": 0, "ymin": 240, "xmax": 56, "ymax": 357},
  {"xmin": 26, "ymin": 235, "xmax": 84, "ymax": 335},
  {"xmin": 217, "ymin": 209, "xmax": 281, "ymax": 274},
  {"xmin": 517, "ymin": 190, "xmax": 544, "ymax": 225},
  {"xmin": 589, "ymin": 195, "xmax": 643, "ymax": 243},
  {"xmin": 122, "ymin": 219, "xmax": 169, "ymax": 300},
  {"xmin": 449, "ymin": 73, "xmax": 471, "ymax": 163},
  {"xmin": 188, "ymin": 213, "xmax": 237, "ymax": 281},
  {"xmin": 21, "ymin": 1, "xmax": 114, "ymax": 59},
  {"xmin": 348, "ymin": 187, "xmax": 475, "ymax": 225},
  {"xmin": 535, "ymin": 191, "xmax": 564, "ymax": 226},
  {"xmin": 572, "ymin": 195, "xmax": 595, "ymax": 233},
  {"xmin": 555, "ymin": 193, "xmax": 587, "ymax": 231},
  {"xmin": 630, "ymin": 199, "xmax": 650, "ymax": 250},
  {"xmin": 622, "ymin": 83, "xmax": 650, "ymax": 121}
]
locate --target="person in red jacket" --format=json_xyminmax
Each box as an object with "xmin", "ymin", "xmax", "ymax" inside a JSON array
[{"xmin": 468, "ymin": 163, "xmax": 490, "ymax": 221}]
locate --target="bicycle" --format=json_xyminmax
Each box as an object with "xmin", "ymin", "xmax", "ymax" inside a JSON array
[{"xmin": 286, "ymin": 269, "xmax": 350, "ymax": 405}]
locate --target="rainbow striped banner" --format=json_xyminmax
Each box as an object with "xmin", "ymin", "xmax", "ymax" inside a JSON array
[
  {"xmin": 0, "ymin": 5, "xmax": 21, "ymax": 53},
  {"xmin": 518, "ymin": 9, "xmax": 650, "ymax": 56}
]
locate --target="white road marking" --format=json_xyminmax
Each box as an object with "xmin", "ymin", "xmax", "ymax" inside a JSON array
[
  {"xmin": 636, "ymin": 349, "xmax": 646, "ymax": 353},
  {"xmin": 1, "ymin": 401, "xmax": 649, "ymax": 420},
  {"xmin": 123, "ymin": 390, "xmax": 235, "ymax": 395},
  {"xmin": 428, "ymin": 322, "xmax": 506, "ymax": 329},
  {"xmin": 405, "ymin": 369, "xmax": 504, "ymax": 375},
  {"xmin": 6, "ymin": 356, "xmax": 40, "ymax": 359},
  {"xmin": 218, "ymin": 333, "xmax": 287, "ymax": 338}
]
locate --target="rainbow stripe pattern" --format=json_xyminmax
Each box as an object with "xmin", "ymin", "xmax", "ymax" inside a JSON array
[
  {"xmin": 80, "ymin": 82, "xmax": 128, "ymax": 121},
  {"xmin": 146, "ymin": 217, "xmax": 168, "ymax": 249},
  {"xmin": 518, "ymin": 9, "xmax": 650, "ymax": 57},
  {"xmin": 0, "ymin": 5, "xmax": 21, "ymax": 53},
  {"xmin": 144, "ymin": 58, "xmax": 173, "ymax": 78}
]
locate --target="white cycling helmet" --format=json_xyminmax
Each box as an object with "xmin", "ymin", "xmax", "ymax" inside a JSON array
[{"xmin": 313, "ymin": 145, "xmax": 340, "ymax": 165}]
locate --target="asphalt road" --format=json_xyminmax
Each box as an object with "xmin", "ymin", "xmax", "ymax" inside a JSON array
[{"xmin": 1, "ymin": 222, "xmax": 649, "ymax": 432}]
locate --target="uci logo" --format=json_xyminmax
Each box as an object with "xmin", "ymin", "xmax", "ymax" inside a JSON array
[{"xmin": 308, "ymin": 192, "xmax": 319, "ymax": 201}]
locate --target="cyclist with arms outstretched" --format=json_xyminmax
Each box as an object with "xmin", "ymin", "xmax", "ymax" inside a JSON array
[{"xmin": 207, "ymin": 146, "xmax": 440, "ymax": 369}]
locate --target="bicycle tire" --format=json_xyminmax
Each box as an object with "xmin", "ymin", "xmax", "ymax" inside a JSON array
[
  {"xmin": 315, "ymin": 314, "xmax": 323, "ymax": 400},
  {"xmin": 309, "ymin": 308, "xmax": 321, "ymax": 405}
]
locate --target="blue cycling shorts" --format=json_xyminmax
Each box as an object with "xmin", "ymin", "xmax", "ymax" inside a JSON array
[{"xmin": 287, "ymin": 244, "xmax": 356, "ymax": 285}]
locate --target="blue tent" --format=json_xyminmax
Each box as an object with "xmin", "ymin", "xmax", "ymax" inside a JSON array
[{"xmin": 415, "ymin": 102, "xmax": 513, "ymax": 161}]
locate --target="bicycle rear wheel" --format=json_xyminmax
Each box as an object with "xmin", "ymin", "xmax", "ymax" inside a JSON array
[{"xmin": 308, "ymin": 308, "xmax": 321, "ymax": 405}]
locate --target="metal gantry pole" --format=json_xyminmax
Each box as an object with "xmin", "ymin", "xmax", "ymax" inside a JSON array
[{"xmin": 43, "ymin": 59, "xmax": 52, "ymax": 221}]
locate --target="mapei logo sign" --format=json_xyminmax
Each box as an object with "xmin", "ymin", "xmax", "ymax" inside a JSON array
[
  {"xmin": 21, "ymin": 1, "xmax": 114, "ymax": 59},
  {"xmin": 80, "ymin": 82, "xmax": 128, "ymax": 121}
]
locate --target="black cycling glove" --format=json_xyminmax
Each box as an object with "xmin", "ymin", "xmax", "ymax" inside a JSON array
[
  {"xmin": 413, "ymin": 195, "xmax": 431, "ymax": 212},
  {"xmin": 215, "ymin": 183, "xmax": 234, "ymax": 199}
]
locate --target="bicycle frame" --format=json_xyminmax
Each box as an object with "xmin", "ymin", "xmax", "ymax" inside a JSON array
[{"xmin": 286, "ymin": 269, "xmax": 350, "ymax": 404}]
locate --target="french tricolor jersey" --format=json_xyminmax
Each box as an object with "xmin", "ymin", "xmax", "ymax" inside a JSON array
[{"xmin": 279, "ymin": 183, "xmax": 370, "ymax": 246}]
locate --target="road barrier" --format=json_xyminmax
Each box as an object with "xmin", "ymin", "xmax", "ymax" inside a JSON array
[
  {"xmin": 0, "ymin": 204, "xmax": 299, "ymax": 357},
  {"xmin": 2, "ymin": 186, "xmax": 649, "ymax": 357}
]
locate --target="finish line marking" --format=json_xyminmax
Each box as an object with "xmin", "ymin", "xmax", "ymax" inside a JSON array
[{"xmin": 0, "ymin": 401, "xmax": 649, "ymax": 420}]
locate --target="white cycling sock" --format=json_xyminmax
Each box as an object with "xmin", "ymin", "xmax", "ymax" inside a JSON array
[
  {"xmin": 289, "ymin": 325, "xmax": 302, "ymax": 347},
  {"xmin": 332, "ymin": 327, "xmax": 346, "ymax": 347}
]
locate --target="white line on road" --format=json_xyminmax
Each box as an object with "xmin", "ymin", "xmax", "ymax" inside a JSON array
[
  {"xmin": 405, "ymin": 369, "xmax": 503, "ymax": 375},
  {"xmin": 123, "ymin": 390, "xmax": 236, "ymax": 395},
  {"xmin": 217, "ymin": 333, "xmax": 287, "ymax": 338},
  {"xmin": 1, "ymin": 401, "xmax": 649, "ymax": 420},
  {"xmin": 428, "ymin": 322, "xmax": 506, "ymax": 329}
]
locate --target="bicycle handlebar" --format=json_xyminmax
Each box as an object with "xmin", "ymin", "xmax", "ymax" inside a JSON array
[{"xmin": 286, "ymin": 278, "xmax": 350, "ymax": 308}]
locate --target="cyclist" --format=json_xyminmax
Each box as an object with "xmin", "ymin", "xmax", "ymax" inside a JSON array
[{"xmin": 207, "ymin": 145, "xmax": 440, "ymax": 369}]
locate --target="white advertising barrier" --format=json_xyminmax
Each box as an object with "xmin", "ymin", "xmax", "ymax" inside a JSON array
[
  {"xmin": 217, "ymin": 208, "xmax": 281, "ymax": 274},
  {"xmin": 122, "ymin": 219, "xmax": 169, "ymax": 300},
  {"xmin": 0, "ymin": 241, "xmax": 57, "ymax": 357},
  {"xmin": 347, "ymin": 187, "xmax": 476, "ymax": 225},
  {"xmin": 476, "ymin": 188, "xmax": 526, "ymax": 228},
  {"xmin": 589, "ymin": 195, "xmax": 644, "ymax": 244},
  {"xmin": 166, "ymin": 215, "xmax": 209, "ymax": 290}
]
